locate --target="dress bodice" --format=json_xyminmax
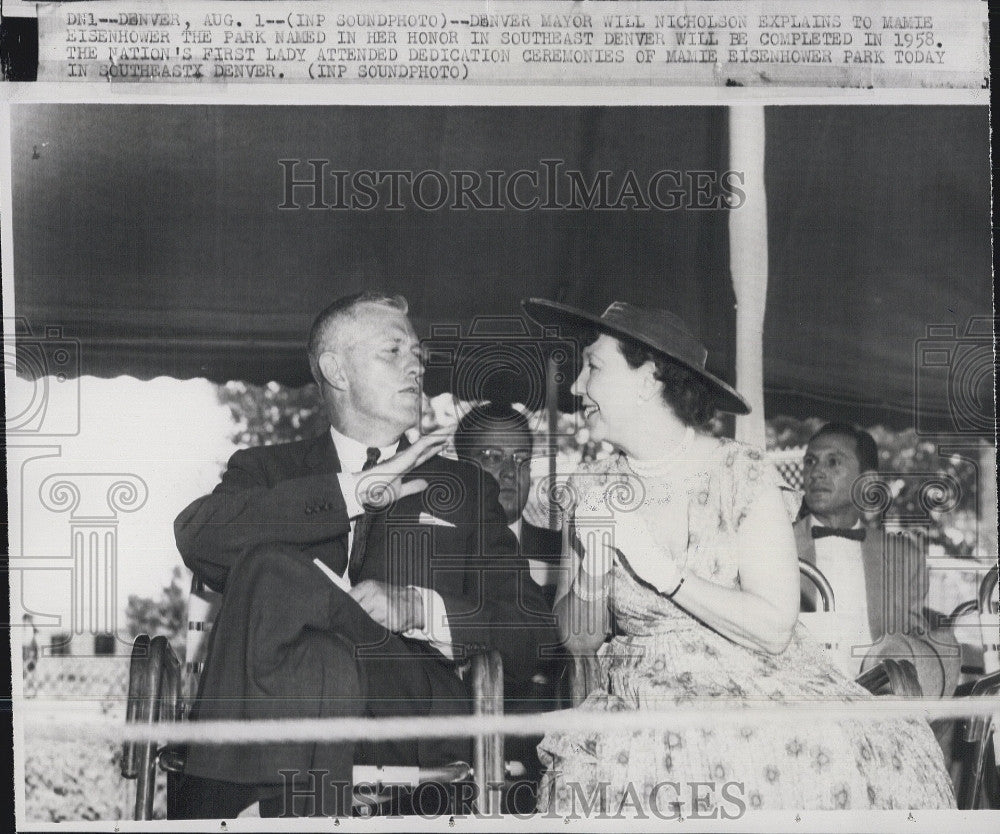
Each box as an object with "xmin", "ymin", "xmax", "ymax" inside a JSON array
[{"xmin": 571, "ymin": 439, "xmax": 782, "ymax": 639}]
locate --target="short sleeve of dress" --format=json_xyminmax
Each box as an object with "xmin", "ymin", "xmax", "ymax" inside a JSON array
[{"xmin": 722, "ymin": 442, "xmax": 795, "ymax": 531}]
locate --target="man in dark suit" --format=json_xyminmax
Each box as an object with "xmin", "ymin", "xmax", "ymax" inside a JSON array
[
  {"xmin": 452, "ymin": 402, "xmax": 561, "ymax": 604},
  {"xmin": 794, "ymin": 422, "xmax": 960, "ymax": 698},
  {"xmin": 172, "ymin": 292, "xmax": 556, "ymax": 818},
  {"xmin": 452, "ymin": 403, "xmax": 563, "ymax": 804}
]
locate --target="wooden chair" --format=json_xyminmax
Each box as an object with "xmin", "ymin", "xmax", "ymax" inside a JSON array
[
  {"xmin": 121, "ymin": 578, "xmax": 505, "ymax": 820},
  {"xmin": 798, "ymin": 559, "xmax": 923, "ymax": 694},
  {"xmin": 797, "ymin": 558, "xmax": 842, "ymax": 653},
  {"xmin": 947, "ymin": 566, "xmax": 999, "ymax": 678},
  {"xmin": 954, "ymin": 670, "xmax": 1000, "ymax": 809},
  {"xmin": 947, "ymin": 567, "xmax": 999, "ymax": 809}
]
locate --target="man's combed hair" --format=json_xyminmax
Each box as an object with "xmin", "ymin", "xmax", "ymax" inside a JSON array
[
  {"xmin": 809, "ymin": 422, "xmax": 880, "ymax": 473},
  {"xmin": 307, "ymin": 291, "xmax": 408, "ymax": 384},
  {"xmin": 616, "ymin": 336, "xmax": 718, "ymax": 428},
  {"xmin": 454, "ymin": 403, "xmax": 533, "ymax": 457}
]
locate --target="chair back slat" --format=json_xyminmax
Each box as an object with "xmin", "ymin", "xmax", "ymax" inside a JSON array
[
  {"xmin": 978, "ymin": 568, "xmax": 999, "ymax": 676},
  {"xmin": 797, "ymin": 560, "xmax": 839, "ymax": 654},
  {"xmin": 799, "ymin": 560, "xmax": 835, "ymax": 612},
  {"xmin": 134, "ymin": 636, "xmax": 172, "ymax": 820},
  {"xmin": 161, "ymin": 639, "xmax": 182, "ymax": 723},
  {"xmin": 183, "ymin": 578, "xmax": 222, "ymax": 707},
  {"xmin": 471, "ymin": 650, "xmax": 504, "ymax": 815}
]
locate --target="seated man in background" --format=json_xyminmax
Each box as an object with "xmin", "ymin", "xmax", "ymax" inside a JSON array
[
  {"xmin": 453, "ymin": 403, "xmax": 562, "ymax": 604},
  {"xmin": 794, "ymin": 422, "xmax": 960, "ymax": 698},
  {"xmin": 453, "ymin": 403, "xmax": 562, "ymax": 802}
]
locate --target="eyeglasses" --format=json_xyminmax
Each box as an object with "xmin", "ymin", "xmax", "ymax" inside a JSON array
[{"xmin": 472, "ymin": 449, "xmax": 534, "ymax": 469}]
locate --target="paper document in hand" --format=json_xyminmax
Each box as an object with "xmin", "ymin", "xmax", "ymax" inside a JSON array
[{"xmin": 313, "ymin": 558, "xmax": 351, "ymax": 593}]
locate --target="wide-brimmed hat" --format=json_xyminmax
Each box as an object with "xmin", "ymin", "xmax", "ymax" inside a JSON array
[{"xmin": 521, "ymin": 298, "xmax": 751, "ymax": 416}]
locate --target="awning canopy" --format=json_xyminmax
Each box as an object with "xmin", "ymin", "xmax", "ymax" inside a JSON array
[{"xmin": 10, "ymin": 105, "xmax": 993, "ymax": 432}]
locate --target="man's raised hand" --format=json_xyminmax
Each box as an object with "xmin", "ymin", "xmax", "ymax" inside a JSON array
[{"xmin": 354, "ymin": 428, "xmax": 453, "ymax": 509}]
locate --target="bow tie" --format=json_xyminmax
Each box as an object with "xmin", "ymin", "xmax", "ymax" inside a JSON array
[{"xmin": 812, "ymin": 526, "xmax": 866, "ymax": 542}]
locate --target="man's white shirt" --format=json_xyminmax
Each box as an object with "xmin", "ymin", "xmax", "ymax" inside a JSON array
[
  {"xmin": 808, "ymin": 515, "xmax": 873, "ymax": 678},
  {"xmin": 330, "ymin": 426, "xmax": 454, "ymax": 659}
]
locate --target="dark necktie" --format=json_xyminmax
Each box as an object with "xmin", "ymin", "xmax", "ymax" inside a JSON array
[
  {"xmin": 812, "ymin": 525, "xmax": 866, "ymax": 542},
  {"xmin": 348, "ymin": 447, "xmax": 381, "ymax": 584}
]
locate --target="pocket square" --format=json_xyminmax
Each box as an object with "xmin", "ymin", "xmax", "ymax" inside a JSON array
[{"xmin": 419, "ymin": 512, "xmax": 456, "ymax": 528}]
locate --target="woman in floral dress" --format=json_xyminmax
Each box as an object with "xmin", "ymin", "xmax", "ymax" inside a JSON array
[{"xmin": 522, "ymin": 298, "xmax": 955, "ymax": 814}]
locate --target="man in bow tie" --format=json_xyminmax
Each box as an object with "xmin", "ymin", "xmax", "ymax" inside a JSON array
[
  {"xmin": 172, "ymin": 292, "xmax": 556, "ymax": 818},
  {"xmin": 793, "ymin": 422, "xmax": 959, "ymax": 698}
]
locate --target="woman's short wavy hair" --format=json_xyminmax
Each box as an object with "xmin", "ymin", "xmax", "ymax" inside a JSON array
[{"xmin": 615, "ymin": 335, "xmax": 719, "ymax": 428}]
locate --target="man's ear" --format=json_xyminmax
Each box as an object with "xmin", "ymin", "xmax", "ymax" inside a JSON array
[{"xmin": 317, "ymin": 351, "xmax": 348, "ymax": 391}]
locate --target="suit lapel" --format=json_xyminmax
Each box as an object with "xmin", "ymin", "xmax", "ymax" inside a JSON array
[
  {"xmin": 861, "ymin": 525, "xmax": 884, "ymax": 640},
  {"xmin": 357, "ymin": 451, "xmax": 452, "ymax": 589},
  {"xmin": 303, "ymin": 429, "xmax": 351, "ymax": 576},
  {"xmin": 358, "ymin": 487, "xmax": 428, "ymax": 588},
  {"xmin": 795, "ymin": 520, "xmax": 817, "ymax": 566}
]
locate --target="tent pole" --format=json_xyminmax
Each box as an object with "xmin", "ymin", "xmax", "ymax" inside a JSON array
[
  {"xmin": 546, "ymin": 356, "xmax": 559, "ymax": 530},
  {"xmin": 979, "ymin": 438, "xmax": 998, "ymax": 579},
  {"xmin": 728, "ymin": 106, "xmax": 769, "ymax": 447}
]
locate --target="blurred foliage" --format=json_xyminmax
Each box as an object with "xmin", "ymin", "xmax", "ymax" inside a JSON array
[
  {"xmin": 766, "ymin": 415, "xmax": 827, "ymax": 450},
  {"xmin": 123, "ymin": 566, "xmax": 188, "ymax": 661},
  {"xmin": 217, "ymin": 380, "xmax": 326, "ymax": 447},
  {"xmin": 869, "ymin": 427, "xmax": 978, "ymax": 511}
]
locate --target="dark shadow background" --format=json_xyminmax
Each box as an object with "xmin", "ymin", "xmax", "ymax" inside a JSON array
[{"xmin": 10, "ymin": 105, "xmax": 993, "ymax": 431}]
